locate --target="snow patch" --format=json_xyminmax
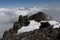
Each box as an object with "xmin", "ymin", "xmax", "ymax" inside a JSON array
[
  {"xmin": 41, "ymin": 20, "xmax": 60, "ymax": 28},
  {"xmin": 48, "ymin": 21, "xmax": 60, "ymax": 28},
  {"xmin": 17, "ymin": 20, "xmax": 60, "ymax": 34},
  {"xmin": 17, "ymin": 20, "xmax": 40, "ymax": 34}
]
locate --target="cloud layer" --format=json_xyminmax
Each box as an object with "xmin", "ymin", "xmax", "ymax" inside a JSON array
[
  {"xmin": 0, "ymin": 6, "xmax": 60, "ymax": 38},
  {"xmin": 0, "ymin": 7, "xmax": 48, "ymax": 38}
]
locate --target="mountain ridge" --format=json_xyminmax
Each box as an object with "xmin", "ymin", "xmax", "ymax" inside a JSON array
[{"xmin": 0, "ymin": 12, "xmax": 60, "ymax": 40}]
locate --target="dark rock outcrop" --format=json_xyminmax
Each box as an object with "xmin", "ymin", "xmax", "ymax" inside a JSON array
[
  {"xmin": 0, "ymin": 12, "xmax": 60, "ymax": 40},
  {"xmin": 40, "ymin": 22, "xmax": 51, "ymax": 29},
  {"xmin": 29, "ymin": 12, "xmax": 48, "ymax": 22},
  {"xmin": 18, "ymin": 15, "xmax": 30, "ymax": 26}
]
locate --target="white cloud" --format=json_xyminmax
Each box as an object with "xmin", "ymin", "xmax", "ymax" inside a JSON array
[
  {"xmin": 42, "ymin": 5, "xmax": 60, "ymax": 21},
  {"xmin": 0, "ymin": 5, "xmax": 60, "ymax": 38},
  {"xmin": 0, "ymin": 7, "xmax": 47, "ymax": 38}
]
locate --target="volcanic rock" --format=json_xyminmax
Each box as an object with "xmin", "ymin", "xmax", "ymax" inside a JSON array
[
  {"xmin": 0, "ymin": 12, "xmax": 60, "ymax": 40},
  {"xmin": 29, "ymin": 12, "xmax": 48, "ymax": 22}
]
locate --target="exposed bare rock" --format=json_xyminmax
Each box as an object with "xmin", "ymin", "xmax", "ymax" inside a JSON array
[
  {"xmin": 29, "ymin": 12, "xmax": 48, "ymax": 22},
  {"xmin": 18, "ymin": 15, "xmax": 30, "ymax": 26},
  {"xmin": 0, "ymin": 12, "xmax": 60, "ymax": 40},
  {"xmin": 40, "ymin": 22, "xmax": 51, "ymax": 29}
]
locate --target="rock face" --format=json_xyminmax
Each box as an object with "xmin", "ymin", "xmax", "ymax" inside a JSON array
[
  {"xmin": 29, "ymin": 12, "xmax": 48, "ymax": 22},
  {"xmin": 40, "ymin": 22, "xmax": 51, "ymax": 29},
  {"xmin": 0, "ymin": 12, "xmax": 60, "ymax": 40}
]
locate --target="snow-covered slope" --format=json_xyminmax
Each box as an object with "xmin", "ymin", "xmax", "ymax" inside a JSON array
[
  {"xmin": 41, "ymin": 20, "xmax": 60, "ymax": 28},
  {"xmin": 18, "ymin": 20, "xmax": 40, "ymax": 34},
  {"xmin": 18, "ymin": 20, "xmax": 60, "ymax": 34},
  {"xmin": 49, "ymin": 21, "xmax": 60, "ymax": 28}
]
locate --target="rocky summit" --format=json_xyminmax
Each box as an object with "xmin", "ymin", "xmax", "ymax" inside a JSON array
[{"xmin": 0, "ymin": 12, "xmax": 60, "ymax": 40}]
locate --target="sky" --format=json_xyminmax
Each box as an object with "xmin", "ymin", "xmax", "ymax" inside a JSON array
[{"xmin": 0, "ymin": 0, "xmax": 60, "ymax": 8}]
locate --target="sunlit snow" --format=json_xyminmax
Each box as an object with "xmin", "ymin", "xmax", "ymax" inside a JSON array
[
  {"xmin": 18, "ymin": 20, "xmax": 60, "ymax": 34},
  {"xmin": 17, "ymin": 20, "xmax": 40, "ymax": 34},
  {"xmin": 41, "ymin": 20, "xmax": 60, "ymax": 28},
  {"xmin": 49, "ymin": 21, "xmax": 60, "ymax": 28}
]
